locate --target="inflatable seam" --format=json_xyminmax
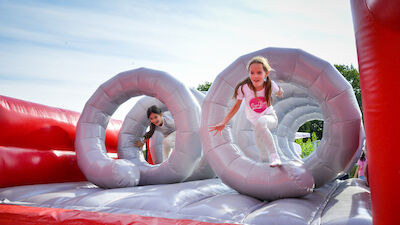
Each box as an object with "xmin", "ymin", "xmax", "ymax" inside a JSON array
[{"xmin": 309, "ymin": 180, "xmax": 341, "ymax": 225}]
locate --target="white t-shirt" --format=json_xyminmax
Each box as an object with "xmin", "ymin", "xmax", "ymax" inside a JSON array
[
  {"xmin": 155, "ymin": 112, "xmax": 175, "ymax": 137},
  {"xmin": 236, "ymin": 80, "xmax": 279, "ymax": 125}
]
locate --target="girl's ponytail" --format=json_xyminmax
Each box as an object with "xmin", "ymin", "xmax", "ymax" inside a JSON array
[
  {"xmin": 233, "ymin": 77, "xmax": 252, "ymax": 99},
  {"xmin": 360, "ymin": 151, "xmax": 366, "ymax": 161},
  {"xmin": 144, "ymin": 123, "xmax": 156, "ymax": 140},
  {"xmin": 264, "ymin": 76, "xmax": 272, "ymax": 106}
]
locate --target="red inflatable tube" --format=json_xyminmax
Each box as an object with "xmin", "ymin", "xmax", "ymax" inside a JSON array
[
  {"xmin": 0, "ymin": 146, "xmax": 118, "ymax": 187},
  {"xmin": 146, "ymin": 139, "xmax": 154, "ymax": 165},
  {"xmin": 0, "ymin": 95, "xmax": 121, "ymax": 152},
  {"xmin": 0, "ymin": 205, "xmax": 233, "ymax": 225},
  {"xmin": 351, "ymin": 0, "xmax": 400, "ymax": 224},
  {"xmin": 0, "ymin": 146, "xmax": 86, "ymax": 187}
]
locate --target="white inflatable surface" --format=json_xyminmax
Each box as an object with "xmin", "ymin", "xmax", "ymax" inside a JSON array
[{"xmin": 0, "ymin": 178, "xmax": 371, "ymax": 224}]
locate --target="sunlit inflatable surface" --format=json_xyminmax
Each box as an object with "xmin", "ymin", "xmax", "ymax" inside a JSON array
[{"xmin": 0, "ymin": 178, "xmax": 371, "ymax": 224}]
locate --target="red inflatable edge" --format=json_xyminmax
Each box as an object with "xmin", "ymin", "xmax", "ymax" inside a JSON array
[
  {"xmin": 0, "ymin": 95, "xmax": 121, "ymax": 152},
  {"xmin": 0, "ymin": 204, "xmax": 233, "ymax": 225}
]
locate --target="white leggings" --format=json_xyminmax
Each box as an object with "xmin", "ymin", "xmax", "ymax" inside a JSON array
[
  {"xmin": 162, "ymin": 131, "xmax": 176, "ymax": 161},
  {"xmin": 253, "ymin": 113, "xmax": 279, "ymax": 162}
]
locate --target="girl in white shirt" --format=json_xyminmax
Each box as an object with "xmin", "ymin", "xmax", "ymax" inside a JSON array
[
  {"xmin": 209, "ymin": 56, "xmax": 284, "ymax": 167},
  {"xmin": 135, "ymin": 105, "xmax": 176, "ymax": 161}
]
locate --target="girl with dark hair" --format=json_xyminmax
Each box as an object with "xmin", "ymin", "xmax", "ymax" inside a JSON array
[
  {"xmin": 134, "ymin": 105, "xmax": 176, "ymax": 161},
  {"xmin": 209, "ymin": 56, "xmax": 284, "ymax": 167}
]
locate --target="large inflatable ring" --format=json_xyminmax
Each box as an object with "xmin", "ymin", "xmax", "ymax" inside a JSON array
[
  {"xmin": 76, "ymin": 68, "xmax": 202, "ymax": 187},
  {"xmin": 200, "ymin": 47, "xmax": 363, "ymax": 200}
]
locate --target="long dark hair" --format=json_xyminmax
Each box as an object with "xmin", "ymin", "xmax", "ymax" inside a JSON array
[
  {"xmin": 360, "ymin": 151, "xmax": 366, "ymax": 161},
  {"xmin": 143, "ymin": 105, "xmax": 162, "ymax": 140},
  {"xmin": 233, "ymin": 56, "xmax": 273, "ymax": 106}
]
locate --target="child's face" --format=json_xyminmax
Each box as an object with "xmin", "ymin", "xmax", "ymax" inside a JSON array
[
  {"xmin": 249, "ymin": 63, "xmax": 268, "ymax": 89},
  {"xmin": 149, "ymin": 113, "xmax": 163, "ymax": 126}
]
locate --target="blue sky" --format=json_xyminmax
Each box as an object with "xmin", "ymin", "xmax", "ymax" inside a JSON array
[{"xmin": 0, "ymin": 0, "xmax": 357, "ymax": 119}]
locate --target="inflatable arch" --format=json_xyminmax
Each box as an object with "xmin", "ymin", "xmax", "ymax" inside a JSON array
[
  {"xmin": 200, "ymin": 47, "xmax": 364, "ymax": 201},
  {"xmin": 75, "ymin": 68, "xmax": 203, "ymax": 187}
]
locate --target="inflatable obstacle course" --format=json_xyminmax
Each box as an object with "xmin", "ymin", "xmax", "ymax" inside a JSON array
[{"xmin": 0, "ymin": 47, "xmax": 372, "ymax": 224}]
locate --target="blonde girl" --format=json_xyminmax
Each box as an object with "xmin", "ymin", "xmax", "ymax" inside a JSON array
[{"xmin": 209, "ymin": 56, "xmax": 283, "ymax": 167}]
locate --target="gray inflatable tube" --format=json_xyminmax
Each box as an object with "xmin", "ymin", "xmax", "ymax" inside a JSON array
[
  {"xmin": 149, "ymin": 130, "xmax": 164, "ymax": 164},
  {"xmin": 76, "ymin": 68, "xmax": 202, "ymax": 187},
  {"xmin": 200, "ymin": 47, "xmax": 364, "ymax": 200}
]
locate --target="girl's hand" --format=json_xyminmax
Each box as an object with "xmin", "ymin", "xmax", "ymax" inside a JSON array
[
  {"xmin": 276, "ymin": 86, "xmax": 284, "ymax": 98},
  {"xmin": 134, "ymin": 140, "xmax": 145, "ymax": 148},
  {"xmin": 208, "ymin": 99, "xmax": 241, "ymax": 136},
  {"xmin": 208, "ymin": 122, "xmax": 226, "ymax": 136}
]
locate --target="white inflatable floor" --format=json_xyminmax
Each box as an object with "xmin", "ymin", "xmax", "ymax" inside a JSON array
[{"xmin": 0, "ymin": 178, "xmax": 371, "ymax": 225}]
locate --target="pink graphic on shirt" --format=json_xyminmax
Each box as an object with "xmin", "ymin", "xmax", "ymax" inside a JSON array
[{"xmin": 249, "ymin": 97, "xmax": 267, "ymax": 113}]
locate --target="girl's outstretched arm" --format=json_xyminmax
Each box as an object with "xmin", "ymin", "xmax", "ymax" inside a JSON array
[{"xmin": 209, "ymin": 99, "xmax": 242, "ymax": 136}]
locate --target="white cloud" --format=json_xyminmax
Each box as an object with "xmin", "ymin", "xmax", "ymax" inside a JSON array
[{"xmin": 0, "ymin": 0, "xmax": 358, "ymax": 119}]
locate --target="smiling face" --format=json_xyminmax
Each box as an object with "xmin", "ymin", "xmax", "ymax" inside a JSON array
[
  {"xmin": 249, "ymin": 63, "xmax": 268, "ymax": 91},
  {"xmin": 149, "ymin": 112, "xmax": 163, "ymax": 126}
]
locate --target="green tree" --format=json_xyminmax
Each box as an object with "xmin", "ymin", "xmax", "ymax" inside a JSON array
[
  {"xmin": 298, "ymin": 120, "xmax": 324, "ymax": 140},
  {"xmin": 197, "ymin": 81, "xmax": 212, "ymax": 91},
  {"xmin": 334, "ymin": 64, "xmax": 362, "ymax": 113}
]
